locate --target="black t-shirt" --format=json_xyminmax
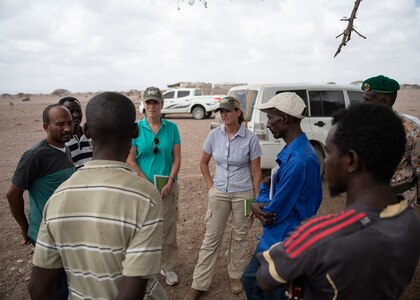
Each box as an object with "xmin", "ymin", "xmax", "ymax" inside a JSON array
[{"xmin": 258, "ymin": 201, "xmax": 420, "ymax": 299}]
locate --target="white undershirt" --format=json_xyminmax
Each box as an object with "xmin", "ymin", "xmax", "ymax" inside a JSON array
[{"xmin": 48, "ymin": 143, "xmax": 66, "ymax": 153}]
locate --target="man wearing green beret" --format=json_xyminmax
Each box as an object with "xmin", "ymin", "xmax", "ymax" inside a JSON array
[{"xmin": 362, "ymin": 75, "xmax": 419, "ymax": 206}]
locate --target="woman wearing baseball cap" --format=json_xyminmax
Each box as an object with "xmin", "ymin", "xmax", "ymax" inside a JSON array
[
  {"xmin": 126, "ymin": 86, "xmax": 181, "ymax": 286},
  {"xmin": 185, "ymin": 96, "xmax": 262, "ymax": 299}
]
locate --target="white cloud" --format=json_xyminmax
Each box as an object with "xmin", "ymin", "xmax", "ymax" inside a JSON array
[{"xmin": 0, "ymin": 0, "xmax": 419, "ymax": 93}]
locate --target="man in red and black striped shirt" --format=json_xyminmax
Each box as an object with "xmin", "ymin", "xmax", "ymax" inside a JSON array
[{"xmin": 256, "ymin": 103, "xmax": 420, "ymax": 299}]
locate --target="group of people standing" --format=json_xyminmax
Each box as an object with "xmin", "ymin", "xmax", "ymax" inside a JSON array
[{"xmin": 5, "ymin": 75, "xmax": 420, "ymax": 300}]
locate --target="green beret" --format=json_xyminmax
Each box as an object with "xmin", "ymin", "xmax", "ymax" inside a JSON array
[{"xmin": 362, "ymin": 75, "xmax": 400, "ymax": 94}]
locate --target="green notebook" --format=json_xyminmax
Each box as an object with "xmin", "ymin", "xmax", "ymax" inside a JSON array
[
  {"xmin": 244, "ymin": 198, "xmax": 254, "ymax": 217},
  {"xmin": 154, "ymin": 175, "xmax": 169, "ymax": 192}
]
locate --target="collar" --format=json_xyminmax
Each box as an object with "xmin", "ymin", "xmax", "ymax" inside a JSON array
[
  {"xmin": 45, "ymin": 139, "xmax": 66, "ymax": 153},
  {"xmin": 380, "ymin": 199, "xmax": 409, "ymax": 218},
  {"xmin": 220, "ymin": 124, "xmax": 246, "ymax": 138},
  {"xmin": 347, "ymin": 199, "xmax": 409, "ymax": 219},
  {"xmin": 276, "ymin": 133, "xmax": 308, "ymax": 164},
  {"xmin": 139, "ymin": 117, "xmax": 166, "ymax": 130},
  {"xmin": 82, "ymin": 160, "xmax": 133, "ymax": 172}
]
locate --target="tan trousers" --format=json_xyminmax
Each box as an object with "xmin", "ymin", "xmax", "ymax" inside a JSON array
[
  {"xmin": 161, "ymin": 182, "xmax": 179, "ymax": 271},
  {"xmin": 192, "ymin": 187, "xmax": 253, "ymax": 291}
]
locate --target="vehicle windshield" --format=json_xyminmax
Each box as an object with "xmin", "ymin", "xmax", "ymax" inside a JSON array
[{"xmin": 227, "ymin": 89, "xmax": 258, "ymax": 121}]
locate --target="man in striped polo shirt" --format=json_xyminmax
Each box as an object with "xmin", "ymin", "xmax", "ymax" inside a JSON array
[
  {"xmin": 29, "ymin": 92, "xmax": 166, "ymax": 299},
  {"xmin": 256, "ymin": 103, "xmax": 420, "ymax": 299},
  {"xmin": 58, "ymin": 96, "xmax": 93, "ymax": 169}
]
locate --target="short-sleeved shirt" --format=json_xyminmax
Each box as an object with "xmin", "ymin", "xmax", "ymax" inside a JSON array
[
  {"xmin": 33, "ymin": 160, "xmax": 166, "ymax": 300},
  {"xmin": 256, "ymin": 133, "xmax": 322, "ymax": 252},
  {"xmin": 392, "ymin": 112, "xmax": 420, "ymax": 205},
  {"xmin": 204, "ymin": 124, "xmax": 262, "ymax": 193},
  {"xmin": 257, "ymin": 200, "xmax": 420, "ymax": 300},
  {"xmin": 132, "ymin": 118, "xmax": 181, "ymax": 183},
  {"xmin": 11, "ymin": 139, "xmax": 75, "ymax": 240},
  {"xmin": 66, "ymin": 126, "xmax": 93, "ymax": 169}
]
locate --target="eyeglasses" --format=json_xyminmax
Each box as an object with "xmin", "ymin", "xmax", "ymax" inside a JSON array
[{"xmin": 153, "ymin": 137, "xmax": 159, "ymax": 154}]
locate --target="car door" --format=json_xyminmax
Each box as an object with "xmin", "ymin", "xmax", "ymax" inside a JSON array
[
  {"xmin": 175, "ymin": 90, "xmax": 192, "ymax": 113},
  {"xmin": 306, "ymin": 89, "xmax": 346, "ymax": 144},
  {"xmin": 162, "ymin": 91, "xmax": 176, "ymax": 113}
]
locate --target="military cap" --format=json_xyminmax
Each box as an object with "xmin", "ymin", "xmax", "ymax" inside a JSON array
[
  {"xmin": 362, "ymin": 75, "xmax": 400, "ymax": 94},
  {"xmin": 143, "ymin": 86, "xmax": 163, "ymax": 103},
  {"xmin": 215, "ymin": 96, "xmax": 242, "ymax": 112}
]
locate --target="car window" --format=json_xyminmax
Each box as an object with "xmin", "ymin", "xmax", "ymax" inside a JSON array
[
  {"xmin": 228, "ymin": 89, "xmax": 258, "ymax": 121},
  {"xmin": 308, "ymin": 90, "xmax": 345, "ymax": 117},
  {"xmin": 194, "ymin": 90, "xmax": 202, "ymax": 96},
  {"xmin": 178, "ymin": 90, "xmax": 190, "ymax": 98},
  {"xmin": 347, "ymin": 91, "xmax": 364, "ymax": 105},
  {"xmin": 164, "ymin": 91, "xmax": 175, "ymax": 99}
]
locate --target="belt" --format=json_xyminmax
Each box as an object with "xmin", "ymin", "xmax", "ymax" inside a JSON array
[{"xmin": 392, "ymin": 179, "xmax": 416, "ymax": 195}]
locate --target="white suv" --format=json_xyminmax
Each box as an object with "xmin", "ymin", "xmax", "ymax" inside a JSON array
[{"xmin": 211, "ymin": 83, "xmax": 365, "ymax": 173}]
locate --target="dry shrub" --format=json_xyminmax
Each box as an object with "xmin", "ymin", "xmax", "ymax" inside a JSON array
[{"xmin": 51, "ymin": 89, "xmax": 70, "ymax": 96}]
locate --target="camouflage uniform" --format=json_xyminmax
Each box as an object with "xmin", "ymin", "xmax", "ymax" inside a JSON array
[{"xmin": 391, "ymin": 112, "xmax": 420, "ymax": 206}]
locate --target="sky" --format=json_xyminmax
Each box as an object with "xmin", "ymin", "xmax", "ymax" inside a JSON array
[{"xmin": 0, "ymin": 0, "xmax": 419, "ymax": 94}]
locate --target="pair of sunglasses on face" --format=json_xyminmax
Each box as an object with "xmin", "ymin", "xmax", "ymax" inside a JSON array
[{"xmin": 153, "ymin": 137, "xmax": 159, "ymax": 154}]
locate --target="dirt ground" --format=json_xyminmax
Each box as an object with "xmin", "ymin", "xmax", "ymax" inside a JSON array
[{"xmin": 0, "ymin": 89, "xmax": 419, "ymax": 299}]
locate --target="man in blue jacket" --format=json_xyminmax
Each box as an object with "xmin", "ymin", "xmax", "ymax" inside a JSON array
[{"xmin": 242, "ymin": 92, "xmax": 323, "ymax": 299}]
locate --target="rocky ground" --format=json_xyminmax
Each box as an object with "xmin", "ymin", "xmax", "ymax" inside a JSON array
[{"xmin": 0, "ymin": 88, "xmax": 419, "ymax": 299}]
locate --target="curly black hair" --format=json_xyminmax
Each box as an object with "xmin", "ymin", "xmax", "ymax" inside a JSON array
[{"xmin": 332, "ymin": 103, "xmax": 406, "ymax": 183}]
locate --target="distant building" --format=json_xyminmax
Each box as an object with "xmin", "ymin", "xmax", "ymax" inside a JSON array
[
  {"xmin": 167, "ymin": 82, "xmax": 245, "ymax": 95},
  {"xmin": 167, "ymin": 82, "xmax": 212, "ymax": 94}
]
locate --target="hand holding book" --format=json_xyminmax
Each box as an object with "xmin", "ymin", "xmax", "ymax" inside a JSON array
[{"xmin": 244, "ymin": 198, "xmax": 254, "ymax": 217}]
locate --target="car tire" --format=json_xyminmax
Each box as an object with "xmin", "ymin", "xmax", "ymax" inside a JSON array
[{"xmin": 192, "ymin": 107, "xmax": 205, "ymax": 120}]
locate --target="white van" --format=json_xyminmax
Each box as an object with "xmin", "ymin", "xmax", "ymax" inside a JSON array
[{"xmin": 211, "ymin": 83, "xmax": 364, "ymax": 173}]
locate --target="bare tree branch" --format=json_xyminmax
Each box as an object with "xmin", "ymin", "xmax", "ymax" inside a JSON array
[
  {"xmin": 334, "ymin": 0, "xmax": 365, "ymax": 58},
  {"xmin": 180, "ymin": 0, "xmax": 364, "ymax": 57},
  {"xmin": 178, "ymin": 0, "xmax": 208, "ymax": 10}
]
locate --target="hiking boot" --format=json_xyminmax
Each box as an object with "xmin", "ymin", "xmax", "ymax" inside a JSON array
[
  {"xmin": 160, "ymin": 269, "xmax": 179, "ymax": 286},
  {"xmin": 184, "ymin": 288, "xmax": 204, "ymax": 300},
  {"xmin": 230, "ymin": 278, "xmax": 243, "ymax": 295}
]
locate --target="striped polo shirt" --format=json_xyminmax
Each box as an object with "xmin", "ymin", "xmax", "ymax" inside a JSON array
[
  {"xmin": 33, "ymin": 160, "xmax": 166, "ymax": 299},
  {"xmin": 66, "ymin": 128, "xmax": 93, "ymax": 169}
]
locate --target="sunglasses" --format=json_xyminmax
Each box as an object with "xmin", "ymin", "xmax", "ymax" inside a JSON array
[{"xmin": 153, "ymin": 137, "xmax": 159, "ymax": 154}]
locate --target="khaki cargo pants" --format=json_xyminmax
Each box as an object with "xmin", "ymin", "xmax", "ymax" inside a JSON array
[
  {"xmin": 192, "ymin": 187, "xmax": 253, "ymax": 291},
  {"xmin": 161, "ymin": 182, "xmax": 179, "ymax": 272}
]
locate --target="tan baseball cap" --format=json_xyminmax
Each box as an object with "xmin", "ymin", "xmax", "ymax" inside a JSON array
[{"xmin": 255, "ymin": 92, "xmax": 306, "ymax": 119}]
